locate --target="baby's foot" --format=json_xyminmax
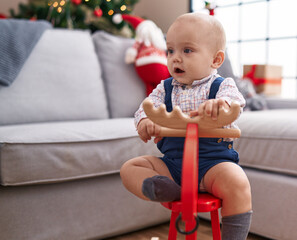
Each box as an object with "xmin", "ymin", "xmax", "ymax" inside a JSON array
[{"xmin": 142, "ymin": 175, "xmax": 181, "ymax": 202}]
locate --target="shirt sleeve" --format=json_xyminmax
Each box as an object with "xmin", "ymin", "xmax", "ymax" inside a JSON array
[
  {"xmin": 134, "ymin": 80, "xmax": 167, "ymax": 129},
  {"xmin": 216, "ymin": 77, "xmax": 246, "ymax": 109},
  {"xmin": 216, "ymin": 77, "xmax": 245, "ymax": 140}
]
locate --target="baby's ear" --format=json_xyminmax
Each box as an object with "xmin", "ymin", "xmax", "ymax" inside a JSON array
[{"xmin": 211, "ymin": 50, "xmax": 225, "ymax": 69}]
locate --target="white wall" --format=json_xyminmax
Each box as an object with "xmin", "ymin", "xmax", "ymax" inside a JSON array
[
  {"xmin": 0, "ymin": 0, "xmax": 28, "ymax": 16},
  {"xmin": 133, "ymin": 0, "xmax": 189, "ymax": 33}
]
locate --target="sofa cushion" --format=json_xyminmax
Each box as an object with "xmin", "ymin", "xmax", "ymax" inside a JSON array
[
  {"xmin": 0, "ymin": 118, "xmax": 160, "ymax": 186},
  {"xmin": 234, "ymin": 109, "xmax": 297, "ymax": 176},
  {"xmin": 92, "ymin": 31, "xmax": 146, "ymax": 118},
  {"xmin": 0, "ymin": 19, "xmax": 52, "ymax": 86},
  {"xmin": 0, "ymin": 29, "xmax": 109, "ymax": 125}
]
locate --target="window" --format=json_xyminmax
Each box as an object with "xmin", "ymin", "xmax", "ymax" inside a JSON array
[{"xmin": 190, "ymin": 0, "xmax": 297, "ymax": 99}]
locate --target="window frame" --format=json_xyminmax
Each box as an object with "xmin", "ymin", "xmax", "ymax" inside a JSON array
[{"xmin": 190, "ymin": 0, "xmax": 297, "ymax": 98}]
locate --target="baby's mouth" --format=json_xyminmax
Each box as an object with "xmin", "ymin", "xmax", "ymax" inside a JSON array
[{"xmin": 174, "ymin": 67, "xmax": 185, "ymax": 74}]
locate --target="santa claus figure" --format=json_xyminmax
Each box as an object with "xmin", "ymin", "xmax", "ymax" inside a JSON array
[{"xmin": 114, "ymin": 14, "xmax": 170, "ymax": 96}]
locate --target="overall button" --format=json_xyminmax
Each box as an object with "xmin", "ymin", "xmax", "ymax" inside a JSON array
[
  {"xmin": 217, "ymin": 138, "xmax": 222, "ymax": 143},
  {"xmin": 228, "ymin": 144, "xmax": 232, "ymax": 149}
]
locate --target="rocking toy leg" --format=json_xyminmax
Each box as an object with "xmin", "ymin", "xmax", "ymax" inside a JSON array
[
  {"xmin": 211, "ymin": 210, "xmax": 222, "ymax": 240},
  {"xmin": 185, "ymin": 219, "xmax": 198, "ymax": 240},
  {"xmin": 168, "ymin": 211, "xmax": 179, "ymax": 240}
]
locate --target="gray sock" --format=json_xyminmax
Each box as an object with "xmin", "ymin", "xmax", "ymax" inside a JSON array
[
  {"xmin": 142, "ymin": 175, "xmax": 181, "ymax": 202},
  {"xmin": 221, "ymin": 210, "xmax": 253, "ymax": 240}
]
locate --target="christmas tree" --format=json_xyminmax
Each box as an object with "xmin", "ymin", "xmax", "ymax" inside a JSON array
[{"xmin": 9, "ymin": 0, "xmax": 139, "ymax": 37}]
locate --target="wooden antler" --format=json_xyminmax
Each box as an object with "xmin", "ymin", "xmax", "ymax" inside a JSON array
[{"xmin": 142, "ymin": 98, "xmax": 241, "ymax": 138}]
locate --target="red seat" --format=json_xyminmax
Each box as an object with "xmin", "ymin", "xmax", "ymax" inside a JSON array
[{"xmin": 161, "ymin": 123, "xmax": 222, "ymax": 240}]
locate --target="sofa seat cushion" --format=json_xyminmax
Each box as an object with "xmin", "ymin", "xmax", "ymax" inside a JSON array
[
  {"xmin": 234, "ymin": 109, "xmax": 297, "ymax": 176},
  {"xmin": 0, "ymin": 118, "xmax": 160, "ymax": 186}
]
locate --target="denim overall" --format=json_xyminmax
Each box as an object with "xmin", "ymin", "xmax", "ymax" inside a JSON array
[{"xmin": 157, "ymin": 77, "xmax": 239, "ymax": 188}]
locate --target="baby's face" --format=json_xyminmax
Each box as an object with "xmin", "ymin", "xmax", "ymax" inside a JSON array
[{"xmin": 166, "ymin": 17, "xmax": 217, "ymax": 85}]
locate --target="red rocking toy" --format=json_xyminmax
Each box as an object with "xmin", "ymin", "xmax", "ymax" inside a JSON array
[{"xmin": 143, "ymin": 98, "xmax": 241, "ymax": 240}]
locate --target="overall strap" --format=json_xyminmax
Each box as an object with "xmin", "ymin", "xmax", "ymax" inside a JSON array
[
  {"xmin": 208, "ymin": 76, "xmax": 224, "ymax": 99},
  {"xmin": 163, "ymin": 76, "xmax": 225, "ymax": 111},
  {"xmin": 163, "ymin": 77, "xmax": 174, "ymax": 112}
]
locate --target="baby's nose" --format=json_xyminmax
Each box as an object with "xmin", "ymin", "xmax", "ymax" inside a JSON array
[{"xmin": 173, "ymin": 53, "xmax": 182, "ymax": 62}]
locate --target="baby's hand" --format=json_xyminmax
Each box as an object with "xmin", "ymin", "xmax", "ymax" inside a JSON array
[
  {"xmin": 189, "ymin": 99, "xmax": 229, "ymax": 120},
  {"xmin": 137, "ymin": 118, "xmax": 162, "ymax": 143}
]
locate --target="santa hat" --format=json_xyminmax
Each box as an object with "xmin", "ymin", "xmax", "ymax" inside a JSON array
[{"xmin": 113, "ymin": 14, "xmax": 144, "ymax": 29}]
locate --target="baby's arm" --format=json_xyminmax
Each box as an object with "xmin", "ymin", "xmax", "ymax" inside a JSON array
[
  {"xmin": 190, "ymin": 77, "xmax": 245, "ymax": 120},
  {"xmin": 135, "ymin": 80, "xmax": 166, "ymax": 143}
]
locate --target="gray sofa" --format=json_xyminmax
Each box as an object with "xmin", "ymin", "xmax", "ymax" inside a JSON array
[
  {"xmin": 234, "ymin": 98, "xmax": 297, "ymax": 240},
  {"xmin": 0, "ymin": 29, "xmax": 170, "ymax": 240},
  {"xmin": 0, "ymin": 24, "xmax": 297, "ymax": 240}
]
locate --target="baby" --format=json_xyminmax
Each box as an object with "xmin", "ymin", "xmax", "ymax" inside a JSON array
[{"xmin": 121, "ymin": 13, "xmax": 252, "ymax": 240}]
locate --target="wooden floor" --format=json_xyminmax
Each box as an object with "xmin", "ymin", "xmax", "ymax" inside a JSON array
[{"xmin": 106, "ymin": 219, "xmax": 271, "ymax": 240}]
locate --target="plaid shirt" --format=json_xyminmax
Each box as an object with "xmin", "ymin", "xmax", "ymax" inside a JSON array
[{"xmin": 135, "ymin": 70, "xmax": 246, "ymax": 140}]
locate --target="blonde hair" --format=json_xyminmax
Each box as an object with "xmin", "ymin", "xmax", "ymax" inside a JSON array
[{"xmin": 175, "ymin": 13, "xmax": 226, "ymax": 52}]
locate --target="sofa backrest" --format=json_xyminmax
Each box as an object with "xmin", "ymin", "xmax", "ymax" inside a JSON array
[
  {"xmin": 0, "ymin": 29, "xmax": 109, "ymax": 125},
  {"xmin": 92, "ymin": 31, "xmax": 146, "ymax": 118}
]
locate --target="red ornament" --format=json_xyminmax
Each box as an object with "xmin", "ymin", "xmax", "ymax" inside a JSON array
[
  {"xmin": 205, "ymin": 1, "xmax": 216, "ymax": 16},
  {"xmin": 94, "ymin": 8, "xmax": 103, "ymax": 18},
  {"xmin": 71, "ymin": 0, "xmax": 82, "ymax": 5},
  {"xmin": 0, "ymin": 13, "xmax": 7, "ymax": 19},
  {"xmin": 30, "ymin": 16, "xmax": 37, "ymax": 21}
]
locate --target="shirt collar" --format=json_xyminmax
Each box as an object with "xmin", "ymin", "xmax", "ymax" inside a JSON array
[{"xmin": 172, "ymin": 69, "xmax": 217, "ymax": 87}]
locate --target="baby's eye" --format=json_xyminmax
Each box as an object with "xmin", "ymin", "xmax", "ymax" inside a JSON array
[
  {"xmin": 184, "ymin": 48, "xmax": 193, "ymax": 53},
  {"xmin": 167, "ymin": 49, "xmax": 174, "ymax": 54}
]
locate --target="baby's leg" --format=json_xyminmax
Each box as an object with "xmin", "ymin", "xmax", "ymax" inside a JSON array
[
  {"xmin": 120, "ymin": 155, "xmax": 180, "ymax": 201},
  {"xmin": 203, "ymin": 162, "xmax": 252, "ymax": 240}
]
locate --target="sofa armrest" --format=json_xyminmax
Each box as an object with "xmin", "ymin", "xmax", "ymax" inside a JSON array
[{"xmin": 266, "ymin": 97, "xmax": 297, "ymax": 109}]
